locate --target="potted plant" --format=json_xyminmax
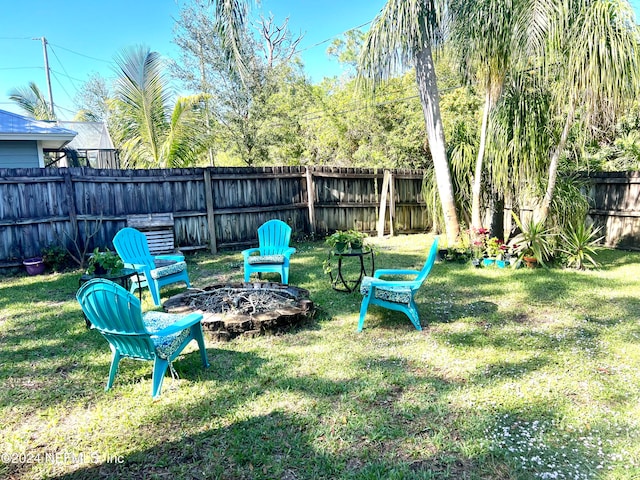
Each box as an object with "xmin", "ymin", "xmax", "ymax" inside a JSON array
[
  {"xmin": 87, "ymin": 248, "xmax": 124, "ymax": 275},
  {"xmin": 469, "ymin": 227, "xmax": 489, "ymax": 267},
  {"xmin": 483, "ymin": 237, "xmax": 503, "ymax": 266},
  {"xmin": 325, "ymin": 231, "xmax": 351, "ymax": 253},
  {"xmin": 325, "ymin": 230, "xmax": 367, "ymax": 253},
  {"xmin": 509, "ymin": 214, "xmax": 554, "ymax": 268},
  {"xmin": 346, "ymin": 229, "xmax": 367, "ymax": 250}
]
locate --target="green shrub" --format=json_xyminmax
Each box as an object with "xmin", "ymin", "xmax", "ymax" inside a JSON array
[
  {"xmin": 41, "ymin": 244, "xmax": 73, "ymax": 272},
  {"xmin": 560, "ymin": 221, "xmax": 604, "ymax": 269}
]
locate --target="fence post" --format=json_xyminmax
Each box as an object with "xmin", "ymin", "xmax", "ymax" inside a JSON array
[
  {"xmin": 63, "ymin": 169, "xmax": 78, "ymax": 240},
  {"xmin": 377, "ymin": 170, "xmax": 391, "ymax": 237},
  {"xmin": 203, "ymin": 169, "xmax": 217, "ymax": 253},
  {"xmin": 305, "ymin": 166, "xmax": 316, "ymax": 235},
  {"xmin": 389, "ymin": 170, "xmax": 395, "ymax": 237}
]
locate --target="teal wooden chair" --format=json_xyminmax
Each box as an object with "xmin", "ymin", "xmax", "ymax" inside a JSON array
[
  {"xmin": 113, "ymin": 227, "xmax": 191, "ymax": 306},
  {"xmin": 358, "ymin": 237, "xmax": 439, "ymax": 332},
  {"xmin": 242, "ymin": 219, "xmax": 296, "ymax": 284},
  {"xmin": 76, "ymin": 278, "xmax": 209, "ymax": 399}
]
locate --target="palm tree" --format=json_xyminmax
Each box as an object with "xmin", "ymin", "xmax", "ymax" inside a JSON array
[
  {"xmin": 358, "ymin": 0, "xmax": 460, "ymax": 245},
  {"xmin": 450, "ymin": 0, "xmax": 532, "ymax": 231},
  {"xmin": 211, "ymin": 0, "xmax": 253, "ymax": 79},
  {"xmin": 111, "ymin": 46, "xmax": 207, "ymax": 168},
  {"xmin": 538, "ymin": 0, "xmax": 640, "ymax": 220},
  {"xmin": 8, "ymin": 82, "xmax": 56, "ymax": 120}
]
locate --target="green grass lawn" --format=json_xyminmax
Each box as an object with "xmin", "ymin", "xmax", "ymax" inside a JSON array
[{"xmin": 1, "ymin": 234, "xmax": 640, "ymax": 479}]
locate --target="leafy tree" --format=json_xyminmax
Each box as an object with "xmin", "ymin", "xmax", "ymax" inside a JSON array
[
  {"xmin": 174, "ymin": 0, "xmax": 308, "ymax": 165},
  {"xmin": 327, "ymin": 29, "xmax": 367, "ymax": 76},
  {"xmin": 73, "ymin": 73, "xmax": 112, "ymax": 122},
  {"xmin": 8, "ymin": 82, "xmax": 56, "ymax": 120},
  {"xmin": 299, "ymin": 73, "xmax": 431, "ymax": 168}
]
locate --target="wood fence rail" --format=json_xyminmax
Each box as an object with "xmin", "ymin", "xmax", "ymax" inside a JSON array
[{"xmin": 0, "ymin": 166, "xmax": 430, "ymax": 266}]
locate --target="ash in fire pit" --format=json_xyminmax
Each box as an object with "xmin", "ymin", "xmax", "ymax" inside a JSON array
[{"xmin": 164, "ymin": 282, "xmax": 314, "ymax": 341}]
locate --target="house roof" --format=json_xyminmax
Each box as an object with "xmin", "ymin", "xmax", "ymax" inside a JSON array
[
  {"xmin": 0, "ymin": 109, "xmax": 77, "ymax": 149},
  {"xmin": 57, "ymin": 121, "xmax": 114, "ymax": 150}
]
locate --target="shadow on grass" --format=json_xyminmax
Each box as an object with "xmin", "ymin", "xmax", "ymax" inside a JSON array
[
  {"xmin": 41, "ymin": 409, "xmax": 473, "ymax": 480},
  {"xmin": 42, "ymin": 354, "xmax": 478, "ymax": 480}
]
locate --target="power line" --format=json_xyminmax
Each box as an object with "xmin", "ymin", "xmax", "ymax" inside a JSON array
[
  {"xmin": 47, "ymin": 42, "xmax": 112, "ymax": 64},
  {"xmin": 49, "ymin": 69, "xmax": 87, "ymax": 84},
  {"xmin": 52, "ymin": 103, "xmax": 78, "ymax": 116},
  {"xmin": 48, "ymin": 44, "xmax": 81, "ymax": 93},
  {"xmin": 49, "ymin": 70, "xmax": 76, "ymax": 109},
  {"xmin": 295, "ymin": 20, "xmax": 374, "ymax": 54}
]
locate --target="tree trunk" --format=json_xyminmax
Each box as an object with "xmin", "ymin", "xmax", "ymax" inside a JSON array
[
  {"xmin": 471, "ymin": 90, "xmax": 492, "ymax": 230},
  {"xmin": 538, "ymin": 106, "xmax": 574, "ymax": 222},
  {"xmin": 489, "ymin": 193, "xmax": 504, "ymax": 241},
  {"xmin": 415, "ymin": 44, "xmax": 460, "ymax": 245}
]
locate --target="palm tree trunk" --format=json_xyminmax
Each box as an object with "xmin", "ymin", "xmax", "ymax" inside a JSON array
[
  {"xmin": 471, "ymin": 90, "xmax": 492, "ymax": 229},
  {"xmin": 538, "ymin": 105, "xmax": 574, "ymax": 221},
  {"xmin": 415, "ymin": 44, "xmax": 460, "ymax": 245}
]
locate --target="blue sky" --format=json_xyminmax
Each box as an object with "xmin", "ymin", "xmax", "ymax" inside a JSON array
[
  {"xmin": 0, "ymin": 0, "xmax": 385, "ymax": 120},
  {"xmin": 1, "ymin": 0, "xmax": 638, "ymax": 121}
]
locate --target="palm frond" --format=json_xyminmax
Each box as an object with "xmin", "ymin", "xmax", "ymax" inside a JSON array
[
  {"xmin": 212, "ymin": 0, "xmax": 252, "ymax": 79},
  {"xmin": 8, "ymin": 82, "xmax": 55, "ymax": 120},
  {"xmin": 114, "ymin": 46, "xmax": 173, "ymax": 165},
  {"xmin": 568, "ymin": 0, "xmax": 640, "ymax": 115},
  {"xmin": 358, "ymin": 0, "xmax": 442, "ymax": 85}
]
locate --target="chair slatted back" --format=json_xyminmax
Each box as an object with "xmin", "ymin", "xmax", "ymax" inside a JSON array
[
  {"xmin": 113, "ymin": 227, "xmax": 156, "ymax": 269},
  {"xmin": 258, "ymin": 220, "xmax": 292, "ymax": 256},
  {"xmin": 77, "ymin": 279, "xmax": 156, "ymax": 360}
]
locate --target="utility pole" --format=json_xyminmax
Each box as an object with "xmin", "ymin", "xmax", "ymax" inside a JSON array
[{"xmin": 34, "ymin": 36, "xmax": 55, "ymax": 118}]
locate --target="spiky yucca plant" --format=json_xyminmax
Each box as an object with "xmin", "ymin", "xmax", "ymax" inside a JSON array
[{"xmin": 560, "ymin": 222, "xmax": 604, "ymax": 269}]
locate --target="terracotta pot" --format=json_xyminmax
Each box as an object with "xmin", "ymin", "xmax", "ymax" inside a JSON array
[{"xmin": 523, "ymin": 256, "xmax": 538, "ymax": 268}]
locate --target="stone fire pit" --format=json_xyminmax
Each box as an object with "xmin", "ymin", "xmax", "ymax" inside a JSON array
[{"xmin": 164, "ymin": 282, "xmax": 314, "ymax": 341}]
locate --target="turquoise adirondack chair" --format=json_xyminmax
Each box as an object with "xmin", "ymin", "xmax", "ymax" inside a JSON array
[
  {"xmin": 242, "ymin": 219, "xmax": 296, "ymax": 284},
  {"xmin": 358, "ymin": 237, "xmax": 439, "ymax": 332},
  {"xmin": 76, "ymin": 278, "xmax": 209, "ymax": 399},
  {"xmin": 113, "ymin": 227, "xmax": 191, "ymax": 306}
]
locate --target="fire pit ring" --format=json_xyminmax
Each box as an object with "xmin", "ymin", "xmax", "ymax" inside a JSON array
[{"xmin": 164, "ymin": 282, "xmax": 314, "ymax": 341}]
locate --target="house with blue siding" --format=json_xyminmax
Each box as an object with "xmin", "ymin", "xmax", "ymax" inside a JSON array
[{"xmin": 0, "ymin": 109, "xmax": 77, "ymax": 168}]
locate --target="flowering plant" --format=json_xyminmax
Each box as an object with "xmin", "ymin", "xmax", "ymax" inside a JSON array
[
  {"xmin": 471, "ymin": 239, "xmax": 485, "ymax": 258},
  {"xmin": 485, "ymin": 237, "xmax": 506, "ymax": 259},
  {"xmin": 469, "ymin": 227, "xmax": 489, "ymax": 258}
]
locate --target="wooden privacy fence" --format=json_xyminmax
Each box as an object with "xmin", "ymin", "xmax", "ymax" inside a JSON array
[
  {"xmin": 586, "ymin": 171, "xmax": 640, "ymax": 249},
  {"xmin": 0, "ymin": 166, "xmax": 430, "ymax": 266}
]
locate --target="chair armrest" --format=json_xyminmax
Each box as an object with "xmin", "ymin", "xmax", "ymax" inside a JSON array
[
  {"xmin": 373, "ymin": 269, "xmax": 420, "ymax": 279},
  {"xmin": 366, "ymin": 278, "xmax": 418, "ymax": 289},
  {"xmin": 152, "ymin": 313, "xmax": 204, "ymax": 337},
  {"xmin": 283, "ymin": 247, "xmax": 296, "ymax": 257},
  {"xmin": 126, "ymin": 262, "xmax": 148, "ymax": 273},
  {"xmin": 241, "ymin": 248, "xmax": 261, "ymax": 259},
  {"xmin": 154, "ymin": 254, "xmax": 184, "ymax": 263}
]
